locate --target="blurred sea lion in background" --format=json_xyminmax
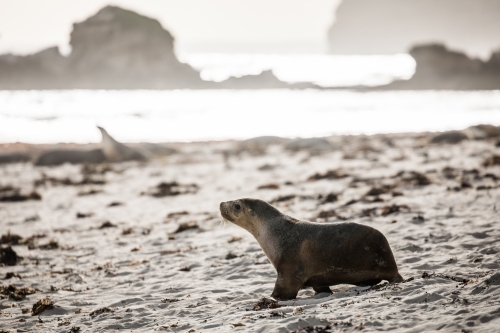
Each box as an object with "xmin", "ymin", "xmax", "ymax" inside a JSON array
[
  {"xmin": 0, "ymin": 152, "xmax": 32, "ymax": 165},
  {"xmin": 34, "ymin": 148, "xmax": 106, "ymax": 166},
  {"xmin": 284, "ymin": 137, "xmax": 333, "ymax": 152},
  {"xmin": 33, "ymin": 126, "xmax": 147, "ymax": 166}
]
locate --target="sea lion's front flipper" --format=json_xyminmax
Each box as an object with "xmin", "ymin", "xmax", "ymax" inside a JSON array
[{"xmin": 271, "ymin": 273, "xmax": 302, "ymax": 301}]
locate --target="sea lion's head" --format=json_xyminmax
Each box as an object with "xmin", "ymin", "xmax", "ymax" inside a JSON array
[{"xmin": 219, "ymin": 198, "xmax": 282, "ymax": 235}]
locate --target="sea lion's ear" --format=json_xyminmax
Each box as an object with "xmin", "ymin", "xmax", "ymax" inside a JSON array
[{"xmin": 248, "ymin": 209, "xmax": 255, "ymax": 216}]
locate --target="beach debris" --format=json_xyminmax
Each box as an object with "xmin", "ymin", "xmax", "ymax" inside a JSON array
[
  {"xmin": 107, "ymin": 201, "xmax": 124, "ymax": 207},
  {"xmin": 4, "ymin": 272, "xmax": 22, "ymax": 279},
  {"xmin": 231, "ymin": 322, "xmax": 246, "ymax": 327},
  {"xmin": 35, "ymin": 240, "xmax": 60, "ymax": 250},
  {"xmin": 57, "ymin": 318, "xmax": 72, "ymax": 326},
  {"xmin": 228, "ymin": 236, "xmax": 242, "ymax": 243},
  {"xmin": 270, "ymin": 194, "xmax": 298, "ymax": 204},
  {"xmin": 307, "ymin": 169, "xmax": 349, "ymax": 181},
  {"xmin": 258, "ymin": 164, "xmax": 279, "ymax": 171},
  {"xmin": 31, "ymin": 297, "xmax": 54, "ymax": 315},
  {"xmin": 411, "ymin": 215, "xmax": 425, "ymax": 223},
  {"xmin": 0, "ymin": 232, "xmax": 22, "ymax": 245},
  {"xmin": 0, "ymin": 246, "xmax": 20, "ymax": 266},
  {"xmin": 257, "ymin": 183, "xmax": 280, "ymax": 190},
  {"xmin": 380, "ymin": 204, "xmax": 411, "ymax": 216},
  {"xmin": 393, "ymin": 170, "xmax": 431, "ymax": 186},
  {"xmin": 161, "ymin": 298, "xmax": 180, "ymax": 303},
  {"xmin": 81, "ymin": 163, "xmax": 114, "ymax": 175},
  {"xmin": 482, "ymin": 155, "xmax": 500, "ymax": 167},
  {"xmin": 69, "ymin": 327, "xmax": 81, "ymax": 332},
  {"xmin": 142, "ymin": 181, "xmax": 198, "ymax": 197},
  {"xmin": 252, "ymin": 297, "xmax": 280, "ymax": 311},
  {"xmin": 225, "ymin": 252, "xmax": 238, "ymax": 260},
  {"xmin": 291, "ymin": 325, "xmax": 333, "ymax": 333},
  {"xmin": 316, "ymin": 209, "xmax": 338, "ymax": 219},
  {"xmin": 89, "ymin": 307, "xmax": 114, "ymax": 318},
  {"xmin": 34, "ymin": 174, "xmax": 105, "ymax": 187},
  {"xmin": 122, "ymin": 228, "xmax": 134, "ymax": 235},
  {"xmin": 167, "ymin": 211, "xmax": 189, "ymax": 218},
  {"xmin": 319, "ymin": 192, "xmax": 339, "ymax": 204},
  {"xmin": 0, "ymin": 285, "xmax": 39, "ymax": 300},
  {"xmin": 360, "ymin": 208, "xmax": 378, "ymax": 217},
  {"xmin": 365, "ymin": 185, "xmax": 394, "ymax": 196},
  {"xmin": 77, "ymin": 189, "xmax": 103, "ymax": 196},
  {"xmin": 24, "ymin": 215, "xmax": 40, "ymax": 222},
  {"xmin": 179, "ymin": 266, "xmax": 191, "ymax": 272},
  {"xmin": 476, "ymin": 185, "xmax": 497, "ymax": 191},
  {"xmin": 76, "ymin": 212, "xmax": 94, "ymax": 219},
  {"xmin": 174, "ymin": 221, "xmax": 199, "ymax": 233},
  {"xmin": 0, "ymin": 186, "xmax": 41, "ymax": 202},
  {"xmin": 98, "ymin": 221, "xmax": 116, "ymax": 229},
  {"xmin": 160, "ymin": 249, "xmax": 181, "ymax": 255}
]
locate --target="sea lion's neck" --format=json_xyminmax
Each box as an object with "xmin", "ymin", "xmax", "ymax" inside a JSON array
[{"xmin": 252, "ymin": 217, "xmax": 295, "ymax": 268}]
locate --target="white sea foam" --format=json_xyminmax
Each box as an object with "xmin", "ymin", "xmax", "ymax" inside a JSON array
[{"xmin": 0, "ymin": 89, "xmax": 500, "ymax": 143}]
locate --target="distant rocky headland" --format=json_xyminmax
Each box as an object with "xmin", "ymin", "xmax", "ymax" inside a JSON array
[
  {"xmin": 328, "ymin": 0, "xmax": 500, "ymax": 57},
  {"xmin": 0, "ymin": 6, "xmax": 314, "ymax": 90},
  {"xmin": 375, "ymin": 44, "xmax": 500, "ymax": 90}
]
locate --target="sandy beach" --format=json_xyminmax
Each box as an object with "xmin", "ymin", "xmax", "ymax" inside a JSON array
[{"xmin": 1, "ymin": 133, "xmax": 500, "ymax": 332}]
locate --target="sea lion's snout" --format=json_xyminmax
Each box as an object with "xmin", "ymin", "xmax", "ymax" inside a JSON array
[{"xmin": 219, "ymin": 201, "xmax": 233, "ymax": 222}]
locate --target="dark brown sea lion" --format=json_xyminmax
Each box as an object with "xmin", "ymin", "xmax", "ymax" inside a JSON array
[{"xmin": 220, "ymin": 198, "xmax": 403, "ymax": 300}]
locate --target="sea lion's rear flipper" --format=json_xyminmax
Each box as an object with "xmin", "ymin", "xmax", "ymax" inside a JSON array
[
  {"xmin": 313, "ymin": 286, "xmax": 333, "ymax": 294},
  {"xmin": 97, "ymin": 126, "xmax": 147, "ymax": 162},
  {"xmin": 388, "ymin": 273, "xmax": 404, "ymax": 283},
  {"xmin": 354, "ymin": 279, "xmax": 382, "ymax": 287}
]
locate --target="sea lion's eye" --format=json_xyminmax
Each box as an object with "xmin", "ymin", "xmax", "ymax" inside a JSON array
[{"xmin": 235, "ymin": 203, "xmax": 241, "ymax": 210}]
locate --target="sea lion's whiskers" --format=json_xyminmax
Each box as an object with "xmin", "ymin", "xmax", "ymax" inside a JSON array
[{"xmin": 219, "ymin": 215, "xmax": 229, "ymax": 228}]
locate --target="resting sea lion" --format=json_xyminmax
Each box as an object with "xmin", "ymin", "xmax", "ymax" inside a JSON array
[
  {"xmin": 34, "ymin": 149, "xmax": 106, "ymax": 166},
  {"xmin": 220, "ymin": 198, "xmax": 403, "ymax": 300}
]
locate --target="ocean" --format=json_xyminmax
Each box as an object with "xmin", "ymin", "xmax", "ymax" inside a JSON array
[{"xmin": 1, "ymin": 55, "xmax": 499, "ymax": 144}]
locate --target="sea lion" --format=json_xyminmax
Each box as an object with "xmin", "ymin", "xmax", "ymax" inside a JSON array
[
  {"xmin": 220, "ymin": 198, "xmax": 403, "ymax": 300},
  {"xmin": 34, "ymin": 149, "xmax": 106, "ymax": 166},
  {"xmin": 284, "ymin": 137, "xmax": 333, "ymax": 152},
  {"xmin": 0, "ymin": 153, "xmax": 31, "ymax": 165},
  {"xmin": 97, "ymin": 126, "xmax": 147, "ymax": 162}
]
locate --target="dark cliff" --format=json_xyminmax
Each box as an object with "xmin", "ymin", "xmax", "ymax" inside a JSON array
[
  {"xmin": 328, "ymin": 0, "xmax": 500, "ymax": 57},
  {"xmin": 0, "ymin": 6, "xmax": 312, "ymax": 90}
]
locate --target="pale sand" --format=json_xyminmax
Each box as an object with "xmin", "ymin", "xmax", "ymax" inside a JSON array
[{"xmin": 1, "ymin": 134, "xmax": 499, "ymax": 332}]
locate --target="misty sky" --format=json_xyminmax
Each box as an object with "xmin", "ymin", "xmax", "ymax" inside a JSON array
[{"xmin": 0, "ymin": 0, "xmax": 341, "ymax": 55}]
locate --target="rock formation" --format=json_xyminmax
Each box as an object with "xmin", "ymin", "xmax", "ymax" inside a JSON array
[
  {"xmin": 0, "ymin": 6, "xmax": 312, "ymax": 90},
  {"xmin": 328, "ymin": 0, "xmax": 500, "ymax": 57},
  {"xmin": 379, "ymin": 44, "xmax": 500, "ymax": 90}
]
